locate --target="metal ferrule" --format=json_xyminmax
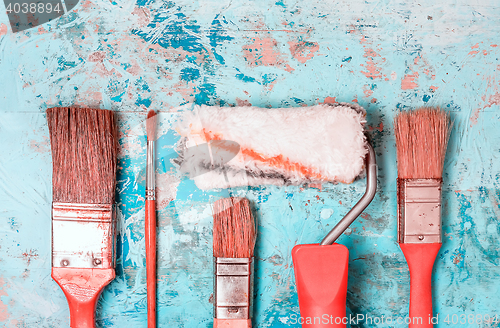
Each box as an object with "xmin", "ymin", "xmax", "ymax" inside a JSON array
[
  {"xmin": 398, "ymin": 178, "xmax": 442, "ymax": 244},
  {"xmin": 214, "ymin": 257, "xmax": 253, "ymax": 320},
  {"xmin": 146, "ymin": 141, "xmax": 155, "ymax": 200},
  {"xmin": 52, "ymin": 202, "xmax": 116, "ymax": 269}
]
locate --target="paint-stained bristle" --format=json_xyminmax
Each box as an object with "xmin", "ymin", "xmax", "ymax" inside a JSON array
[
  {"xmin": 47, "ymin": 107, "xmax": 117, "ymax": 204},
  {"xmin": 146, "ymin": 110, "xmax": 157, "ymax": 141},
  {"xmin": 213, "ymin": 197, "xmax": 256, "ymax": 258},
  {"xmin": 394, "ymin": 107, "xmax": 450, "ymax": 179}
]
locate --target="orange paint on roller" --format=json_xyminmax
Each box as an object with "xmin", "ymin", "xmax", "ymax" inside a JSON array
[{"xmin": 202, "ymin": 129, "xmax": 330, "ymax": 182}]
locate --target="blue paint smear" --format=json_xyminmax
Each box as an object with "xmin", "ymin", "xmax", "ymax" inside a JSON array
[
  {"xmin": 180, "ymin": 67, "xmax": 201, "ymax": 81},
  {"xmin": 135, "ymin": 96, "xmax": 152, "ymax": 108},
  {"xmin": 135, "ymin": 77, "xmax": 151, "ymax": 92},
  {"xmin": 208, "ymin": 15, "xmax": 234, "ymax": 48},
  {"xmin": 262, "ymin": 73, "xmax": 278, "ymax": 86},
  {"xmin": 57, "ymin": 56, "xmax": 78, "ymax": 71},
  {"xmin": 275, "ymin": 0, "xmax": 286, "ymax": 8},
  {"xmin": 235, "ymin": 69, "xmax": 259, "ymax": 83},
  {"xmin": 134, "ymin": 7, "xmax": 205, "ymax": 53},
  {"xmin": 111, "ymin": 92, "xmax": 126, "ymax": 103},
  {"xmin": 194, "ymin": 83, "xmax": 217, "ymax": 105}
]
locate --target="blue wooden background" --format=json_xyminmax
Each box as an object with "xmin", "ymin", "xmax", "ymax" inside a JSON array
[{"xmin": 0, "ymin": 0, "xmax": 499, "ymax": 327}]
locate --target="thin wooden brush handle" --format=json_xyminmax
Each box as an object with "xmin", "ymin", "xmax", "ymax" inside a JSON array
[
  {"xmin": 146, "ymin": 199, "xmax": 157, "ymax": 328},
  {"xmin": 52, "ymin": 268, "xmax": 115, "ymax": 328},
  {"xmin": 400, "ymin": 243, "xmax": 441, "ymax": 328}
]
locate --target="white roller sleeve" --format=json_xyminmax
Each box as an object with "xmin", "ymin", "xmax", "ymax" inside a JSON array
[{"xmin": 175, "ymin": 103, "xmax": 367, "ymax": 190}]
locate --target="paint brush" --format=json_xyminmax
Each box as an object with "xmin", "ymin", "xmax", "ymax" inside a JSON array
[
  {"xmin": 47, "ymin": 107, "xmax": 117, "ymax": 328},
  {"xmin": 213, "ymin": 197, "xmax": 256, "ymax": 328},
  {"xmin": 394, "ymin": 107, "xmax": 450, "ymax": 328},
  {"xmin": 146, "ymin": 109, "xmax": 157, "ymax": 328}
]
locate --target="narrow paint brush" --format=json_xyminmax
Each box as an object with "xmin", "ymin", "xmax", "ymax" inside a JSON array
[
  {"xmin": 47, "ymin": 107, "xmax": 117, "ymax": 328},
  {"xmin": 146, "ymin": 109, "xmax": 157, "ymax": 328},
  {"xmin": 213, "ymin": 197, "xmax": 256, "ymax": 328},
  {"xmin": 394, "ymin": 107, "xmax": 450, "ymax": 328}
]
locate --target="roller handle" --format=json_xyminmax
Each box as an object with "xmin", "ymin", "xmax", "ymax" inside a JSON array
[
  {"xmin": 146, "ymin": 199, "xmax": 157, "ymax": 328},
  {"xmin": 292, "ymin": 244, "xmax": 349, "ymax": 327},
  {"xmin": 214, "ymin": 319, "xmax": 252, "ymax": 327},
  {"xmin": 399, "ymin": 243, "xmax": 441, "ymax": 328},
  {"xmin": 52, "ymin": 268, "xmax": 115, "ymax": 328}
]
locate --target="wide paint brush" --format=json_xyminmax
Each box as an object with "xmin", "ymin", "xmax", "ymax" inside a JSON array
[
  {"xmin": 394, "ymin": 108, "xmax": 450, "ymax": 328},
  {"xmin": 47, "ymin": 107, "xmax": 117, "ymax": 328},
  {"xmin": 146, "ymin": 109, "xmax": 158, "ymax": 328},
  {"xmin": 213, "ymin": 197, "xmax": 256, "ymax": 328}
]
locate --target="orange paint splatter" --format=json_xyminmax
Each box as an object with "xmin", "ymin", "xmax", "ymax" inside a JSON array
[
  {"xmin": 471, "ymin": 43, "xmax": 479, "ymax": 49},
  {"xmin": 288, "ymin": 41, "xmax": 319, "ymax": 64},
  {"xmin": 401, "ymin": 72, "xmax": 419, "ymax": 90},
  {"xmin": 88, "ymin": 51, "xmax": 106, "ymax": 62},
  {"xmin": 470, "ymin": 92, "xmax": 500, "ymax": 126},
  {"xmin": 484, "ymin": 92, "xmax": 500, "ymax": 109},
  {"xmin": 363, "ymin": 88, "xmax": 373, "ymax": 97},
  {"xmin": 125, "ymin": 59, "xmax": 142, "ymax": 76},
  {"xmin": 430, "ymin": 85, "xmax": 439, "ymax": 92},
  {"xmin": 132, "ymin": 7, "xmax": 151, "ymax": 27},
  {"xmin": 0, "ymin": 278, "xmax": 9, "ymax": 322},
  {"xmin": 309, "ymin": 183, "xmax": 323, "ymax": 191},
  {"xmin": 236, "ymin": 98, "xmax": 252, "ymax": 106},
  {"xmin": 0, "ymin": 24, "xmax": 7, "ymax": 37},
  {"xmin": 242, "ymin": 37, "xmax": 291, "ymax": 70},
  {"xmin": 322, "ymin": 96, "xmax": 337, "ymax": 104},
  {"xmin": 360, "ymin": 47, "xmax": 383, "ymax": 79},
  {"xmin": 468, "ymin": 50, "xmax": 479, "ymax": 56},
  {"xmin": 368, "ymin": 122, "xmax": 384, "ymax": 132}
]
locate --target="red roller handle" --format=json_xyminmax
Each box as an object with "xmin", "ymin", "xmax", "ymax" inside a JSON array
[
  {"xmin": 146, "ymin": 199, "xmax": 157, "ymax": 328},
  {"xmin": 292, "ymin": 244, "xmax": 349, "ymax": 327},
  {"xmin": 213, "ymin": 319, "xmax": 252, "ymax": 327},
  {"xmin": 399, "ymin": 243, "xmax": 441, "ymax": 328},
  {"xmin": 52, "ymin": 268, "xmax": 115, "ymax": 328}
]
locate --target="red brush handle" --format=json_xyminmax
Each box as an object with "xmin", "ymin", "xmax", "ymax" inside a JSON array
[
  {"xmin": 146, "ymin": 199, "xmax": 157, "ymax": 328},
  {"xmin": 213, "ymin": 319, "xmax": 252, "ymax": 328},
  {"xmin": 399, "ymin": 243, "xmax": 441, "ymax": 328},
  {"xmin": 52, "ymin": 268, "xmax": 115, "ymax": 328},
  {"xmin": 292, "ymin": 244, "xmax": 349, "ymax": 327}
]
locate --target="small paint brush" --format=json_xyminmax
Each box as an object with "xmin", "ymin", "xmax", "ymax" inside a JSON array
[
  {"xmin": 394, "ymin": 107, "xmax": 450, "ymax": 328},
  {"xmin": 213, "ymin": 197, "xmax": 256, "ymax": 328},
  {"xmin": 146, "ymin": 109, "xmax": 157, "ymax": 328},
  {"xmin": 47, "ymin": 107, "xmax": 117, "ymax": 328}
]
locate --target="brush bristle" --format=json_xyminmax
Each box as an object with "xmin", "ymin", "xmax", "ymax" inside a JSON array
[
  {"xmin": 394, "ymin": 107, "xmax": 450, "ymax": 179},
  {"xmin": 213, "ymin": 197, "xmax": 256, "ymax": 258},
  {"xmin": 146, "ymin": 110, "xmax": 157, "ymax": 141},
  {"xmin": 47, "ymin": 107, "xmax": 117, "ymax": 204}
]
